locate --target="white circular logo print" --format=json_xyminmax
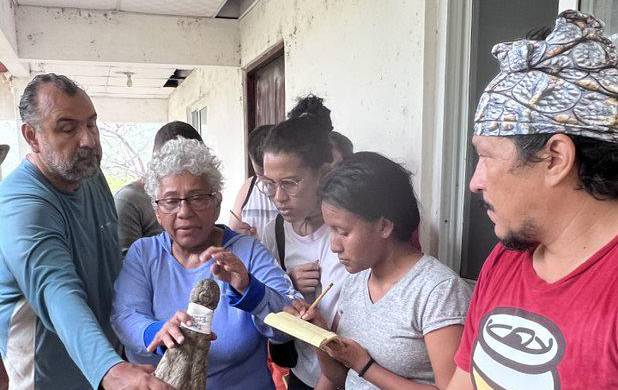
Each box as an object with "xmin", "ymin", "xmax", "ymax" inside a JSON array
[{"xmin": 471, "ymin": 307, "xmax": 565, "ymax": 390}]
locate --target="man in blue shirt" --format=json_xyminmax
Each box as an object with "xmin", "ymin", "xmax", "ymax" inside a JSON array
[{"xmin": 0, "ymin": 73, "xmax": 172, "ymax": 389}]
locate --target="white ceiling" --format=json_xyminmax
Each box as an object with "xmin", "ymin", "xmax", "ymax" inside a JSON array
[
  {"xmin": 15, "ymin": 1, "xmax": 228, "ymax": 98},
  {"xmin": 16, "ymin": 0, "xmax": 228, "ymax": 18},
  {"xmin": 29, "ymin": 61, "xmax": 186, "ymax": 99}
]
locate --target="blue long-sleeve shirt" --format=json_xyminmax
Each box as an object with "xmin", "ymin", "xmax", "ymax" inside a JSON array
[
  {"xmin": 111, "ymin": 227, "xmax": 300, "ymax": 390},
  {"xmin": 0, "ymin": 160, "xmax": 123, "ymax": 389}
]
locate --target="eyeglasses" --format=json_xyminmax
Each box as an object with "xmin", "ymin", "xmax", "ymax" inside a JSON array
[
  {"xmin": 155, "ymin": 192, "xmax": 220, "ymax": 214},
  {"xmin": 256, "ymin": 178, "xmax": 303, "ymax": 197}
]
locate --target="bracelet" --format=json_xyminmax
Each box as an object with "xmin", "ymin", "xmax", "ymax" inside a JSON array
[{"xmin": 357, "ymin": 356, "xmax": 375, "ymax": 378}]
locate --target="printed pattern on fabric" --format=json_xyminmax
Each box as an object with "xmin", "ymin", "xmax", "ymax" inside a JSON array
[{"xmin": 474, "ymin": 10, "xmax": 618, "ymax": 143}]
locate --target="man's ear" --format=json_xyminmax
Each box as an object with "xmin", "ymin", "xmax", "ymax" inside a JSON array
[
  {"xmin": 543, "ymin": 134, "xmax": 577, "ymax": 188},
  {"xmin": 22, "ymin": 123, "xmax": 41, "ymax": 153},
  {"xmin": 378, "ymin": 217, "xmax": 395, "ymax": 239}
]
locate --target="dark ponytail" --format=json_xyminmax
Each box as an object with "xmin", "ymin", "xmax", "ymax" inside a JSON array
[{"xmin": 263, "ymin": 95, "xmax": 333, "ymax": 170}]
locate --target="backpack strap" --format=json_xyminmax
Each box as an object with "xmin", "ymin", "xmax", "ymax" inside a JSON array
[
  {"xmin": 275, "ymin": 214, "xmax": 286, "ymax": 270},
  {"xmin": 241, "ymin": 175, "xmax": 257, "ymax": 210}
]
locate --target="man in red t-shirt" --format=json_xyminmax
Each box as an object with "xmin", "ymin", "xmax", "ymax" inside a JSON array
[{"xmin": 447, "ymin": 10, "xmax": 618, "ymax": 390}]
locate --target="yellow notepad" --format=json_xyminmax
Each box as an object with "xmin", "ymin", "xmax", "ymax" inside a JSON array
[{"xmin": 265, "ymin": 311, "xmax": 338, "ymax": 348}]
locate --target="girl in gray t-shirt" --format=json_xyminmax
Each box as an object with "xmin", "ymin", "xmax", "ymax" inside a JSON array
[{"xmin": 297, "ymin": 152, "xmax": 471, "ymax": 389}]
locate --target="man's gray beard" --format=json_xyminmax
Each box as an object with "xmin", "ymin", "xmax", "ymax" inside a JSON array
[
  {"xmin": 42, "ymin": 147, "xmax": 101, "ymax": 183},
  {"xmin": 500, "ymin": 219, "xmax": 538, "ymax": 251}
]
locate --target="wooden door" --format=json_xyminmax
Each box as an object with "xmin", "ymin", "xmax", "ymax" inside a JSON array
[{"xmin": 246, "ymin": 47, "xmax": 285, "ymax": 173}]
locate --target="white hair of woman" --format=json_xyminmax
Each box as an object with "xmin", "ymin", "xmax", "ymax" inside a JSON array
[{"xmin": 144, "ymin": 138, "xmax": 224, "ymax": 201}]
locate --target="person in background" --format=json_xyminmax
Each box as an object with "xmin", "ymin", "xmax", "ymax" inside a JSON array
[
  {"xmin": 328, "ymin": 131, "xmax": 353, "ymax": 163},
  {"xmin": 112, "ymin": 138, "xmax": 301, "ymax": 390},
  {"xmin": 229, "ymin": 124, "xmax": 279, "ymax": 239},
  {"xmin": 260, "ymin": 95, "xmax": 348, "ymax": 389},
  {"xmin": 447, "ymin": 11, "xmax": 618, "ymax": 389},
  {"xmin": 296, "ymin": 151, "xmax": 470, "ymax": 389},
  {"xmin": 0, "ymin": 73, "xmax": 171, "ymax": 389},
  {"xmin": 115, "ymin": 121, "xmax": 203, "ymax": 256}
]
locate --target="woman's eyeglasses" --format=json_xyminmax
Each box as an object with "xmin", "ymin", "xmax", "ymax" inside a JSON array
[
  {"xmin": 155, "ymin": 192, "xmax": 220, "ymax": 214},
  {"xmin": 256, "ymin": 178, "xmax": 303, "ymax": 197}
]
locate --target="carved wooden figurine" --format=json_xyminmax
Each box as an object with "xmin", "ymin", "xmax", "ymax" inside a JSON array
[{"xmin": 155, "ymin": 278, "xmax": 220, "ymax": 390}]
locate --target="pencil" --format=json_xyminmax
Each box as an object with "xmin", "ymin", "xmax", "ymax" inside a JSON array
[
  {"xmin": 303, "ymin": 282, "xmax": 334, "ymax": 319},
  {"xmin": 229, "ymin": 210, "xmax": 243, "ymax": 223}
]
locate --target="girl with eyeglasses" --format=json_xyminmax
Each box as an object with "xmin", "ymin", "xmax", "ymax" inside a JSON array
[
  {"xmin": 111, "ymin": 138, "xmax": 302, "ymax": 390},
  {"xmin": 228, "ymin": 124, "xmax": 279, "ymax": 239},
  {"xmin": 259, "ymin": 95, "xmax": 349, "ymax": 389}
]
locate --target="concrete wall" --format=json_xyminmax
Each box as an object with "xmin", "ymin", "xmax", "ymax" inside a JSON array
[
  {"xmin": 240, "ymin": 0, "xmax": 427, "ymax": 170},
  {"xmin": 167, "ymin": 66, "xmax": 245, "ymax": 219},
  {"xmin": 92, "ymin": 96, "xmax": 168, "ymax": 123},
  {"xmin": 168, "ymin": 0, "xmax": 444, "ymax": 252},
  {"xmin": 243, "ymin": 1, "xmax": 406, "ymax": 163}
]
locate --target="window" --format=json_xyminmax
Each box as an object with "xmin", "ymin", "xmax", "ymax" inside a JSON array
[
  {"xmin": 99, "ymin": 122, "xmax": 163, "ymax": 193},
  {"xmin": 189, "ymin": 106, "xmax": 207, "ymax": 136}
]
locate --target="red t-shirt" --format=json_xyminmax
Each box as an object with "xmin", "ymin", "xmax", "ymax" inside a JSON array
[{"xmin": 455, "ymin": 236, "xmax": 618, "ymax": 390}]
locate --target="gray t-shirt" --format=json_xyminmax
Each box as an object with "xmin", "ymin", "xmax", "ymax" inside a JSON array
[
  {"xmin": 337, "ymin": 255, "xmax": 471, "ymax": 389},
  {"xmin": 114, "ymin": 181, "xmax": 163, "ymax": 256}
]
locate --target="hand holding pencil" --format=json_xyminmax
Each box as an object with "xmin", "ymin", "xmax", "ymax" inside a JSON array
[
  {"xmin": 282, "ymin": 282, "xmax": 334, "ymax": 330},
  {"xmin": 303, "ymin": 282, "xmax": 334, "ymax": 320},
  {"xmin": 229, "ymin": 210, "xmax": 257, "ymax": 236}
]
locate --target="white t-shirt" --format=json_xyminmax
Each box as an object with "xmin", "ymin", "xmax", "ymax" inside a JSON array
[
  {"xmin": 240, "ymin": 179, "xmax": 279, "ymax": 240},
  {"xmin": 262, "ymin": 220, "xmax": 348, "ymax": 387}
]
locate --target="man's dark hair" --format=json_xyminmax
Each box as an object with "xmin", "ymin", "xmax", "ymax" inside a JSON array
[
  {"xmin": 248, "ymin": 125, "xmax": 274, "ymax": 168},
  {"xmin": 329, "ymin": 131, "xmax": 354, "ymax": 160},
  {"xmin": 153, "ymin": 121, "xmax": 203, "ymax": 153},
  {"xmin": 319, "ymin": 151, "xmax": 420, "ymax": 242},
  {"xmin": 264, "ymin": 95, "xmax": 333, "ymax": 170},
  {"xmin": 19, "ymin": 73, "xmax": 81, "ymax": 129},
  {"xmin": 511, "ymin": 134, "xmax": 618, "ymax": 200}
]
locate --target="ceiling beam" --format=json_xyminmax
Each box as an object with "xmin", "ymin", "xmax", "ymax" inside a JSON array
[
  {"xmin": 0, "ymin": 0, "xmax": 28, "ymax": 77},
  {"xmin": 16, "ymin": 6, "xmax": 240, "ymax": 67}
]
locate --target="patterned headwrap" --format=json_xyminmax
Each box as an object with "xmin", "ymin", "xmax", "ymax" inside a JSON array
[{"xmin": 474, "ymin": 10, "xmax": 618, "ymax": 143}]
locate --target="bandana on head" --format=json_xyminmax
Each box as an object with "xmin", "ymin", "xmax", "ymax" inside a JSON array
[{"xmin": 474, "ymin": 10, "xmax": 618, "ymax": 143}]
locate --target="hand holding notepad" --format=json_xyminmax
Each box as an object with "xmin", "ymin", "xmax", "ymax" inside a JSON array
[
  {"xmin": 266, "ymin": 282, "xmax": 337, "ymax": 348},
  {"xmin": 265, "ymin": 311, "xmax": 338, "ymax": 348}
]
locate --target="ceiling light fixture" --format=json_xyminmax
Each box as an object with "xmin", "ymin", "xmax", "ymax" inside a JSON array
[{"xmin": 118, "ymin": 71, "xmax": 134, "ymax": 87}]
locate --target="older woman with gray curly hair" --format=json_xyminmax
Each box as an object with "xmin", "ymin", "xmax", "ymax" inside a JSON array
[{"xmin": 112, "ymin": 138, "xmax": 300, "ymax": 390}]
